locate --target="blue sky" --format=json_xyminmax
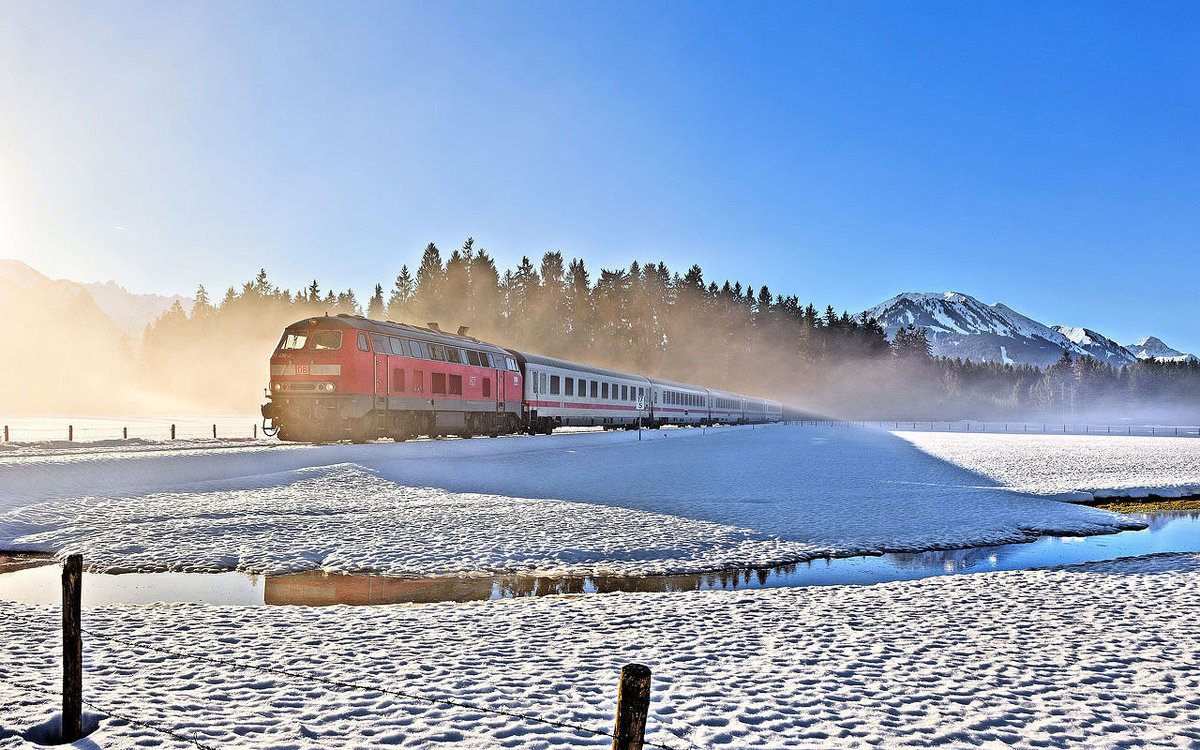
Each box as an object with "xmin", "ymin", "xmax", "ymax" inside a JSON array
[{"xmin": 2, "ymin": 1, "xmax": 1197, "ymax": 351}]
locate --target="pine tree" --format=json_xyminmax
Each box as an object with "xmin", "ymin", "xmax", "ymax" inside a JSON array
[
  {"xmin": 367, "ymin": 284, "xmax": 385, "ymax": 319},
  {"xmin": 387, "ymin": 266, "xmax": 414, "ymax": 321},
  {"xmin": 191, "ymin": 285, "xmax": 213, "ymax": 322},
  {"xmin": 414, "ymin": 243, "xmax": 444, "ymax": 324}
]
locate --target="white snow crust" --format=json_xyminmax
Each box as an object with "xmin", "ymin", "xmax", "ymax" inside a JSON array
[
  {"xmin": 4, "ymin": 553, "xmax": 1200, "ymax": 748},
  {"xmin": 896, "ymin": 430, "xmax": 1200, "ymax": 500},
  {"xmin": 0, "ymin": 425, "xmax": 1144, "ymax": 576}
]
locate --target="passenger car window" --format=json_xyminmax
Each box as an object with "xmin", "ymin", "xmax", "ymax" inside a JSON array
[
  {"xmin": 550, "ymin": 376, "xmax": 560, "ymax": 395},
  {"xmin": 590, "ymin": 381, "xmax": 598, "ymax": 398},
  {"xmin": 602, "ymin": 382, "xmax": 609, "ymax": 399},
  {"xmin": 565, "ymin": 378, "xmax": 574, "ymax": 396}
]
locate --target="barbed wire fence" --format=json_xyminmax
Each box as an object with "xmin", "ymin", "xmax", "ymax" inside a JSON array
[
  {"xmin": 793, "ymin": 420, "xmax": 1200, "ymax": 437},
  {"xmin": 0, "ymin": 561, "xmax": 697, "ymax": 750}
]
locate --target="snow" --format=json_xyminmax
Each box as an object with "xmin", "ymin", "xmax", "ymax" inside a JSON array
[
  {"xmin": 0, "ymin": 425, "xmax": 1144, "ymax": 576},
  {"xmin": 896, "ymin": 430, "xmax": 1200, "ymax": 500},
  {"xmin": 4, "ymin": 553, "xmax": 1200, "ymax": 749}
]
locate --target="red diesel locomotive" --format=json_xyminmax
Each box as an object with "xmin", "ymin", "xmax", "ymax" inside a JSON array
[{"xmin": 261, "ymin": 314, "xmax": 781, "ymax": 442}]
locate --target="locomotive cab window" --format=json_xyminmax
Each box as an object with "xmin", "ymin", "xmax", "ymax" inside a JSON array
[
  {"xmin": 370, "ymin": 334, "xmax": 388, "ymax": 353},
  {"xmin": 357, "ymin": 332, "xmax": 369, "ymax": 351},
  {"xmin": 279, "ymin": 331, "xmax": 309, "ymax": 350},
  {"xmin": 429, "ymin": 344, "xmax": 446, "ymax": 361},
  {"xmin": 310, "ymin": 330, "xmax": 342, "ymax": 350},
  {"xmin": 506, "ymin": 357, "xmax": 518, "ymax": 371},
  {"xmin": 388, "ymin": 337, "xmax": 404, "ymax": 356},
  {"xmin": 447, "ymin": 348, "xmax": 462, "ymax": 365},
  {"xmin": 466, "ymin": 350, "xmax": 482, "ymax": 367}
]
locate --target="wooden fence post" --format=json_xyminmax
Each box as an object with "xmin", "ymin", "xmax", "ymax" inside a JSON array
[
  {"xmin": 123, "ymin": 427, "xmax": 128, "ymax": 439},
  {"xmin": 612, "ymin": 663, "xmax": 651, "ymax": 750},
  {"xmin": 3, "ymin": 425, "xmax": 7, "ymax": 441},
  {"xmin": 62, "ymin": 554, "xmax": 83, "ymax": 742},
  {"xmin": 68, "ymin": 425, "xmax": 73, "ymax": 442},
  {"xmin": 213, "ymin": 424, "xmax": 217, "ymax": 439},
  {"xmin": 171, "ymin": 424, "xmax": 176, "ymax": 440},
  {"xmin": 253, "ymin": 424, "xmax": 258, "ymax": 439}
]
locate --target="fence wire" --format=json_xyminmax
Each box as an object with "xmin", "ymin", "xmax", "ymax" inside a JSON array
[
  {"xmin": 0, "ymin": 673, "xmax": 220, "ymax": 750},
  {"xmin": 79, "ymin": 626, "xmax": 695, "ymax": 750},
  {"xmin": 0, "ymin": 609, "xmax": 695, "ymax": 750}
]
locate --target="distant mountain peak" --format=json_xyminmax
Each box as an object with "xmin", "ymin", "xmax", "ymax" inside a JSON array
[
  {"xmin": 864, "ymin": 291, "xmax": 1135, "ymax": 367},
  {"xmin": 1125, "ymin": 336, "xmax": 1196, "ymax": 362}
]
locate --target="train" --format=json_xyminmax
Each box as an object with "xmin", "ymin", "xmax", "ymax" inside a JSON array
[{"xmin": 260, "ymin": 314, "xmax": 783, "ymax": 442}]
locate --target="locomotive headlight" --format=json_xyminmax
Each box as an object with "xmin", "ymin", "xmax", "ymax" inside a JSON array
[
  {"xmin": 318, "ymin": 382, "xmax": 336, "ymax": 392},
  {"xmin": 271, "ymin": 382, "xmax": 284, "ymax": 392}
]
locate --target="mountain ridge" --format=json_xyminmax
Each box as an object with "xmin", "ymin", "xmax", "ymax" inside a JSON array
[{"xmin": 864, "ymin": 291, "xmax": 1194, "ymax": 367}]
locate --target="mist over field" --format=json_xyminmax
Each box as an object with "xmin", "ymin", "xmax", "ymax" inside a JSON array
[{"xmin": 3, "ymin": 246, "xmax": 1197, "ymax": 423}]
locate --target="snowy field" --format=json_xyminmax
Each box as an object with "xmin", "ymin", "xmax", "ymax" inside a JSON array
[
  {"xmin": 4, "ymin": 553, "xmax": 1200, "ymax": 749},
  {"xmin": 895, "ymin": 430, "xmax": 1200, "ymax": 500},
  {"xmin": 0, "ymin": 424, "xmax": 1154, "ymax": 576}
]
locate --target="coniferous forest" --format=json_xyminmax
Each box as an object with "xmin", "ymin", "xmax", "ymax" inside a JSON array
[{"xmin": 141, "ymin": 239, "xmax": 1200, "ymax": 421}]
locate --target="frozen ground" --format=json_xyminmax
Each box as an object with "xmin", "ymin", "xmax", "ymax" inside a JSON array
[
  {"xmin": 4, "ymin": 553, "xmax": 1200, "ymax": 749},
  {"xmin": 896, "ymin": 430, "xmax": 1200, "ymax": 500},
  {"xmin": 0, "ymin": 425, "xmax": 1147, "ymax": 576}
]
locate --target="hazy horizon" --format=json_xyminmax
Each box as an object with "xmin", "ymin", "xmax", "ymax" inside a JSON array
[{"xmin": 2, "ymin": 1, "xmax": 1197, "ymax": 356}]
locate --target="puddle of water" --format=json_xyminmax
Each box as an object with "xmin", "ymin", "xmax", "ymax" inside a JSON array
[{"xmin": 3, "ymin": 512, "xmax": 1199, "ymax": 607}]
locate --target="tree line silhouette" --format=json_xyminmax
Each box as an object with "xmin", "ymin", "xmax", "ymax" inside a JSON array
[{"xmin": 142, "ymin": 238, "xmax": 1200, "ymax": 420}]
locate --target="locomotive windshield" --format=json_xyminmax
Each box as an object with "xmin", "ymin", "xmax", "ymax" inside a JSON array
[
  {"xmin": 310, "ymin": 330, "xmax": 343, "ymax": 350},
  {"xmin": 278, "ymin": 330, "xmax": 308, "ymax": 350},
  {"xmin": 277, "ymin": 328, "xmax": 342, "ymax": 351}
]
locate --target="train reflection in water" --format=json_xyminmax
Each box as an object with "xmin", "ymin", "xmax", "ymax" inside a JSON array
[{"xmin": 262, "ymin": 568, "xmax": 780, "ymax": 606}]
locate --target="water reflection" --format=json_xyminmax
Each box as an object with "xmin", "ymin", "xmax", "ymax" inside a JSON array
[{"xmin": 3, "ymin": 512, "xmax": 1200, "ymax": 607}]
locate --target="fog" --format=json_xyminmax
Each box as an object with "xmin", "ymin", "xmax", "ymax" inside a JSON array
[{"xmin": 4, "ymin": 254, "xmax": 1197, "ymax": 427}]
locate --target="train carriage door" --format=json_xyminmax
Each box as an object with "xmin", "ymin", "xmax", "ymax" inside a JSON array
[
  {"xmin": 496, "ymin": 356, "xmax": 505, "ymax": 407},
  {"xmin": 374, "ymin": 353, "xmax": 387, "ymax": 399}
]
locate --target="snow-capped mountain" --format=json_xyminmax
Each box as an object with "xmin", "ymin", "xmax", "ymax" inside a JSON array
[
  {"xmin": 1125, "ymin": 337, "xmax": 1197, "ymax": 363},
  {"xmin": 0, "ymin": 260, "xmax": 191, "ymax": 341},
  {"xmin": 82, "ymin": 280, "xmax": 192, "ymax": 339},
  {"xmin": 1051, "ymin": 326, "xmax": 1137, "ymax": 366},
  {"xmin": 864, "ymin": 292, "xmax": 1191, "ymax": 367},
  {"xmin": 864, "ymin": 292, "xmax": 1090, "ymax": 366}
]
